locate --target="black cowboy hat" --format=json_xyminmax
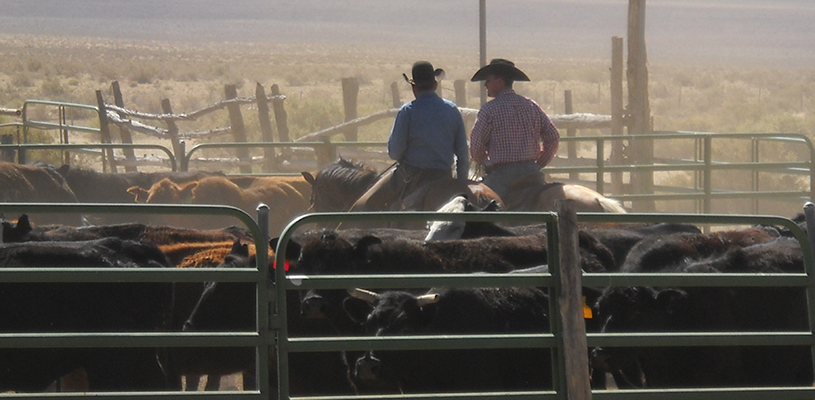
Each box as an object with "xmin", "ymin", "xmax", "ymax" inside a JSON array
[
  {"xmin": 470, "ymin": 58, "xmax": 530, "ymax": 82},
  {"xmin": 403, "ymin": 61, "xmax": 445, "ymax": 88}
]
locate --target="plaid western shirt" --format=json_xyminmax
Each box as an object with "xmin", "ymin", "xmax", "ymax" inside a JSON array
[{"xmin": 469, "ymin": 89, "xmax": 560, "ymax": 167}]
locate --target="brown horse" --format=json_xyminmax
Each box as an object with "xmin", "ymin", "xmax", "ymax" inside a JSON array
[
  {"xmin": 500, "ymin": 170, "xmax": 626, "ymax": 213},
  {"xmin": 301, "ymin": 158, "xmax": 504, "ymax": 215}
]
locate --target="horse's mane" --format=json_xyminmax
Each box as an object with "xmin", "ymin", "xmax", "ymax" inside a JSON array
[{"xmin": 316, "ymin": 158, "xmax": 379, "ymax": 192}]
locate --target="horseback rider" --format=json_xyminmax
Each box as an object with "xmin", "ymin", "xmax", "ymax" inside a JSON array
[
  {"xmin": 349, "ymin": 61, "xmax": 470, "ymax": 211},
  {"xmin": 469, "ymin": 58, "xmax": 560, "ymax": 199}
]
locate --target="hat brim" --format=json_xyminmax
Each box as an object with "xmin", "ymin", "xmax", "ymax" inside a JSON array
[
  {"xmin": 403, "ymin": 68, "xmax": 446, "ymax": 86},
  {"xmin": 470, "ymin": 64, "xmax": 530, "ymax": 82}
]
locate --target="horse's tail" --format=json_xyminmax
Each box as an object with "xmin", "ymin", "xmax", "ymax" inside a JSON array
[{"xmin": 596, "ymin": 197, "xmax": 627, "ymax": 213}]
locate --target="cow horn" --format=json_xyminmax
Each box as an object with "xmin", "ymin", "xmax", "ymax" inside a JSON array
[
  {"xmin": 347, "ymin": 288, "xmax": 379, "ymax": 304},
  {"xmin": 416, "ymin": 293, "xmax": 440, "ymax": 307}
]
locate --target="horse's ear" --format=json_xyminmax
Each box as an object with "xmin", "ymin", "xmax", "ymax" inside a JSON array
[
  {"xmin": 56, "ymin": 164, "xmax": 71, "ymax": 177},
  {"xmin": 302, "ymin": 172, "xmax": 316, "ymax": 186}
]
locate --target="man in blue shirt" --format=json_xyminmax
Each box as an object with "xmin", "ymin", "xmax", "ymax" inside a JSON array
[{"xmin": 350, "ymin": 61, "xmax": 469, "ymax": 211}]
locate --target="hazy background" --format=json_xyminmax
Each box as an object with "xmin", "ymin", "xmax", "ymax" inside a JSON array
[{"xmin": 1, "ymin": 0, "xmax": 814, "ymax": 67}]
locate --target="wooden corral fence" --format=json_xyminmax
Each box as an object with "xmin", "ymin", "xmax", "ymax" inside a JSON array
[{"xmin": 0, "ymin": 76, "xmax": 613, "ymax": 175}]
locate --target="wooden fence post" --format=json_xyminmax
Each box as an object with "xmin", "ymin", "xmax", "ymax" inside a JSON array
[
  {"xmin": 564, "ymin": 90, "xmax": 578, "ymax": 181},
  {"xmin": 256, "ymin": 82, "xmax": 276, "ymax": 172},
  {"xmin": 111, "ymin": 81, "xmax": 138, "ymax": 172},
  {"xmin": 1, "ymin": 134, "xmax": 14, "ymax": 162},
  {"xmin": 270, "ymin": 84, "xmax": 291, "ymax": 161},
  {"xmin": 454, "ymin": 80, "xmax": 466, "ymax": 107},
  {"xmin": 225, "ymin": 84, "xmax": 252, "ymax": 174},
  {"xmin": 610, "ymin": 36, "xmax": 625, "ymax": 196},
  {"xmin": 390, "ymin": 82, "xmax": 401, "ymax": 108},
  {"xmin": 95, "ymin": 90, "xmax": 118, "ymax": 173},
  {"xmin": 160, "ymin": 98, "xmax": 183, "ymax": 168},
  {"xmin": 627, "ymin": 0, "xmax": 654, "ymax": 211},
  {"xmin": 557, "ymin": 199, "xmax": 592, "ymax": 400},
  {"xmin": 341, "ymin": 77, "xmax": 359, "ymax": 141}
]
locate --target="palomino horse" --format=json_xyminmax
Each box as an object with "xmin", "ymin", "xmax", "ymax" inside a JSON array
[
  {"xmin": 301, "ymin": 158, "xmax": 504, "ymax": 214},
  {"xmin": 500, "ymin": 170, "xmax": 626, "ymax": 213}
]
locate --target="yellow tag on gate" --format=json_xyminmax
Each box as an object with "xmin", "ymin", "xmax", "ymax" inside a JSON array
[{"xmin": 583, "ymin": 296, "xmax": 593, "ymax": 319}]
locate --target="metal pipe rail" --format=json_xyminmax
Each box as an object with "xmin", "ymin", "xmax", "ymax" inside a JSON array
[
  {"xmin": 273, "ymin": 211, "xmax": 562, "ymax": 400},
  {"xmin": 549, "ymin": 132, "xmax": 815, "ymax": 213},
  {"xmin": 181, "ymin": 141, "xmax": 388, "ymax": 172},
  {"xmin": 0, "ymin": 143, "xmax": 177, "ymax": 170},
  {"xmin": 21, "ymin": 100, "xmax": 102, "ymax": 136},
  {"xmin": 0, "ymin": 203, "xmax": 272, "ymax": 400},
  {"xmin": 271, "ymin": 210, "xmax": 815, "ymax": 400},
  {"xmin": 577, "ymin": 212, "xmax": 815, "ymax": 399}
]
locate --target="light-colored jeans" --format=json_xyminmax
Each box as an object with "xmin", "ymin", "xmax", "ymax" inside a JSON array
[{"xmin": 483, "ymin": 160, "xmax": 540, "ymax": 198}]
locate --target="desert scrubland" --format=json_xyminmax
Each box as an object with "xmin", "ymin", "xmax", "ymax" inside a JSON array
[{"xmin": 0, "ymin": 29, "xmax": 813, "ymax": 215}]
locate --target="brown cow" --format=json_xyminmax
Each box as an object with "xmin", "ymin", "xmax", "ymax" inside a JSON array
[
  {"xmin": 0, "ymin": 162, "xmax": 81, "ymax": 225},
  {"xmin": 128, "ymin": 175, "xmax": 311, "ymax": 236},
  {"xmin": 54, "ymin": 165, "xmax": 224, "ymax": 225}
]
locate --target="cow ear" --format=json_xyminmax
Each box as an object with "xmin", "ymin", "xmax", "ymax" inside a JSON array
[
  {"xmin": 16, "ymin": 214, "xmax": 32, "ymax": 233},
  {"xmin": 655, "ymin": 288, "xmax": 687, "ymax": 315},
  {"xmin": 343, "ymin": 296, "xmax": 373, "ymax": 325},
  {"xmin": 302, "ymin": 172, "xmax": 316, "ymax": 186},
  {"xmin": 127, "ymin": 186, "xmax": 149, "ymax": 203},
  {"xmin": 269, "ymin": 237, "xmax": 301, "ymax": 261},
  {"xmin": 230, "ymin": 240, "xmax": 249, "ymax": 257},
  {"xmin": 354, "ymin": 235, "xmax": 383, "ymax": 255},
  {"xmin": 56, "ymin": 164, "xmax": 70, "ymax": 177}
]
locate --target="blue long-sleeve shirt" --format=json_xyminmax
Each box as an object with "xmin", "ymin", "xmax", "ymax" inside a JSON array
[{"xmin": 388, "ymin": 91, "xmax": 470, "ymax": 180}]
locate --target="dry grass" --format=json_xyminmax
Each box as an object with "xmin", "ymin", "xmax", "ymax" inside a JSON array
[{"xmin": 0, "ymin": 34, "xmax": 813, "ymax": 216}]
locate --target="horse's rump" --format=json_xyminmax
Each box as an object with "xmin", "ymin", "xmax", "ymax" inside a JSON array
[{"xmin": 501, "ymin": 171, "xmax": 625, "ymax": 213}]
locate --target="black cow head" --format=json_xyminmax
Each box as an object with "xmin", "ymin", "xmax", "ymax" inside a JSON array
[
  {"xmin": 343, "ymin": 288, "xmax": 439, "ymax": 335},
  {"xmin": 1, "ymin": 214, "xmax": 33, "ymax": 243}
]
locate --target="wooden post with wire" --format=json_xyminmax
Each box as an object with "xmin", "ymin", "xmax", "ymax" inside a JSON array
[
  {"xmin": 341, "ymin": 77, "xmax": 359, "ymax": 141},
  {"xmin": 564, "ymin": 90, "xmax": 578, "ymax": 181},
  {"xmin": 111, "ymin": 81, "xmax": 138, "ymax": 172},
  {"xmin": 610, "ymin": 36, "xmax": 625, "ymax": 196},
  {"xmin": 224, "ymin": 84, "xmax": 252, "ymax": 174},
  {"xmin": 256, "ymin": 82, "xmax": 276, "ymax": 172},
  {"xmin": 627, "ymin": 0, "xmax": 654, "ymax": 211}
]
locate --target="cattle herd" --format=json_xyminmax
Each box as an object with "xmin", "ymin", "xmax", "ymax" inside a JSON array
[{"xmin": 1, "ymin": 160, "xmax": 814, "ymax": 396}]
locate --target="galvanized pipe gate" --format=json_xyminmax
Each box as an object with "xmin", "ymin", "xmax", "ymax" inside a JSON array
[{"xmin": 1, "ymin": 203, "xmax": 815, "ymax": 400}]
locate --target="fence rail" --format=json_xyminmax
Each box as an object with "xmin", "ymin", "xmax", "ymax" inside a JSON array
[
  {"xmin": 0, "ymin": 203, "xmax": 271, "ymax": 400},
  {"xmin": 0, "ymin": 204, "xmax": 813, "ymax": 399}
]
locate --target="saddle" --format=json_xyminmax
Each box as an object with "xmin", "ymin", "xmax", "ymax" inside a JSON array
[{"xmin": 502, "ymin": 170, "xmax": 562, "ymax": 211}]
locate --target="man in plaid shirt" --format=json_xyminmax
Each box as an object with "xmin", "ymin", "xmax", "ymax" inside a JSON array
[{"xmin": 469, "ymin": 59, "xmax": 560, "ymax": 198}]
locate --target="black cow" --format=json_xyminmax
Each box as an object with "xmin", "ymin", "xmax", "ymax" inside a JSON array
[
  {"xmin": 0, "ymin": 238, "xmax": 176, "ymax": 392},
  {"xmin": 592, "ymin": 236, "xmax": 811, "ymax": 388},
  {"xmin": 582, "ymin": 222, "xmax": 703, "ymax": 272},
  {"xmin": 342, "ymin": 286, "xmax": 552, "ymax": 394},
  {"xmin": 289, "ymin": 230, "xmax": 552, "ymax": 327},
  {"xmin": 0, "ymin": 214, "xmax": 254, "ymax": 391},
  {"xmin": 620, "ymin": 226, "xmax": 780, "ymax": 273},
  {"xmin": 180, "ymin": 241, "xmax": 358, "ymax": 397},
  {"xmin": 2, "ymin": 214, "xmax": 252, "ymax": 245}
]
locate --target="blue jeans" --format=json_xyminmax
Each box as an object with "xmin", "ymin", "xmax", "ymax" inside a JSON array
[{"xmin": 483, "ymin": 160, "xmax": 540, "ymax": 198}]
